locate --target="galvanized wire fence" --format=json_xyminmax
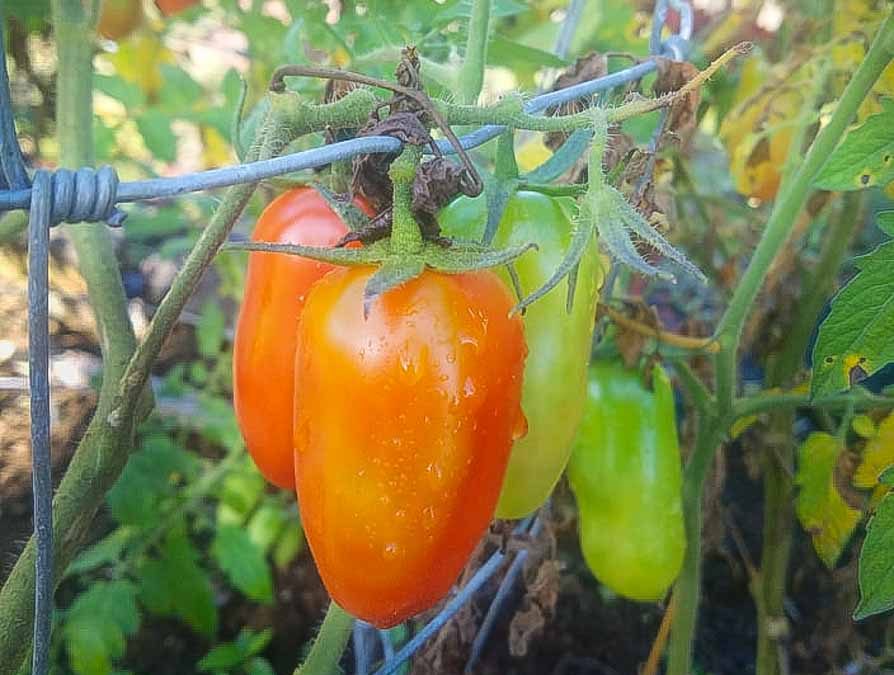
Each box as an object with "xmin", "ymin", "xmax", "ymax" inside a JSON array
[{"xmin": 0, "ymin": 2, "xmax": 693, "ymax": 672}]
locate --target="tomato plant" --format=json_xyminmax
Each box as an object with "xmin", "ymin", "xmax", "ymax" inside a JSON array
[
  {"xmin": 440, "ymin": 190, "xmax": 604, "ymax": 518},
  {"xmin": 233, "ymin": 187, "xmax": 370, "ymax": 489},
  {"xmin": 567, "ymin": 361, "xmax": 685, "ymax": 602},
  {"xmin": 97, "ymin": 0, "xmax": 143, "ymax": 40},
  {"xmin": 292, "ymin": 265, "xmax": 527, "ymax": 627}
]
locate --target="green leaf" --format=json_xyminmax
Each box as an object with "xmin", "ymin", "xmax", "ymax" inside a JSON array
[
  {"xmin": 522, "ymin": 129, "xmax": 592, "ymax": 184},
  {"xmin": 135, "ymin": 110, "xmax": 178, "ymax": 163},
  {"xmin": 245, "ymin": 657, "xmax": 276, "ymax": 675},
  {"xmin": 216, "ymin": 460, "xmax": 266, "ymax": 525},
  {"xmin": 108, "ymin": 434, "xmax": 198, "ymax": 527},
  {"xmin": 878, "ymin": 210, "xmax": 894, "ymax": 237},
  {"xmin": 197, "ymin": 643, "xmax": 245, "ymax": 671},
  {"xmin": 123, "ymin": 205, "xmax": 185, "ymax": 243},
  {"xmin": 94, "ymin": 74, "xmax": 145, "ymax": 109},
  {"xmin": 138, "ymin": 526, "xmax": 218, "ymax": 637},
  {"xmin": 196, "ymin": 301, "xmax": 226, "ymax": 358},
  {"xmin": 487, "ymin": 35, "xmax": 567, "ymax": 70},
  {"xmin": 272, "ymin": 520, "xmax": 305, "ymax": 570},
  {"xmin": 156, "ymin": 64, "xmax": 204, "ymax": 114},
  {"xmin": 854, "ymin": 492, "xmax": 894, "ymax": 619},
  {"xmin": 815, "ymin": 99, "xmax": 894, "ymax": 191},
  {"xmin": 795, "ymin": 432, "xmax": 862, "ymax": 568},
  {"xmin": 810, "ymin": 240, "xmax": 894, "ymax": 397},
  {"xmin": 881, "ymin": 466, "xmax": 894, "ymax": 487},
  {"xmin": 247, "ymin": 503, "xmax": 289, "ymax": 553},
  {"xmin": 66, "ymin": 528, "xmax": 133, "ymax": 577},
  {"xmin": 211, "ymin": 525, "xmax": 274, "ymax": 604},
  {"xmin": 63, "ymin": 581, "xmax": 140, "ymax": 675}
]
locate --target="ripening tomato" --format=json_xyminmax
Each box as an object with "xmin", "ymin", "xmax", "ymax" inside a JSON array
[
  {"xmin": 233, "ymin": 187, "xmax": 371, "ymax": 489},
  {"xmin": 567, "ymin": 361, "xmax": 685, "ymax": 601},
  {"xmin": 440, "ymin": 191, "xmax": 604, "ymax": 518},
  {"xmin": 293, "ymin": 266, "xmax": 527, "ymax": 627},
  {"xmin": 97, "ymin": 0, "xmax": 143, "ymax": 40},
  {"xmin": 155, "ymin": 0, "xmax": 199, "ymax": 15}
]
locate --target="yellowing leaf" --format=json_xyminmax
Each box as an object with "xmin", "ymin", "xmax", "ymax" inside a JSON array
[
  {"xmin": 730, "ymin": 413, "xmax": 758, "ymax": 439},
  {"xmin": 201, "ymin": 126, "xmax": 232, "ymax": 169},
  {"xmin": 719, "ymin": 56, "xmax": 802, "ymax": 201},
  {"xmin": 855, "ymin": 413, "xmax": 894, "ymax": 489},
  {"xmin": 852, "ymin": 414, "xmax": 878, "ymax": 439},
  {"xmin": 105, "ymin": 33, "xmax": 175, "ymax": 101},
  {"xmin": 796, "ymin": 432, "xmax": 862, "ymax": 568}
]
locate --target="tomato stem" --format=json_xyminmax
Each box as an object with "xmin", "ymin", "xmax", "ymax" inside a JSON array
[
  {"xmin": 458, "ymin": 0, "xmax": 491, "ymax": 104},
  {"xmin": 388, "ymin": 145, "xmax": 424, "ymax": 254},
  {"xmin": 294, "ymin": 602, "xmax": 355, "ymax": 675}
]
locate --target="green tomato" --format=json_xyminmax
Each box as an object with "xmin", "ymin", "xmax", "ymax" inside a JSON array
[
  {"xmin": 567, "ymin": 361, "xmax": 685, "ymax": 601},
  {"xmin": 439, "ymin": 190, "xmax": 604, "ymax": 518}
]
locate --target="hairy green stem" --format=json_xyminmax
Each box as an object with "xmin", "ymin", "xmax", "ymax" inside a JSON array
[
  {"xmin": 0, "ymin": 69, "xmax": 291, "ymax": 675},
  {"xmin": 713, "ymin": 12, "xmax": 894, "ymax": 405},
  {"xmin": 755, "ymin": 191, "xmax": 864, "ymax": 675},
  {"xmin": 459, "ymin": 0, "xmax": 491, "ymax": 104},
  {"xmin": 387, "ymin": 145, "xmax": 423, "ymax": 253},
  {"xmin": 667, "ymin": 13, "xmax": 894, "ymax": 675},
  {"xmin": 293, "ymin": 602, "xmax": 354, "ymax": 675},
  {"xmin": 734, "ymin": 389, "xmax": 894, "ymax": 419},
  {"xmin": 666, "ymin": 417, "xmax": 724, "ymax": 675},
  {"xmin": 0, "ymin": 1, "xmax": 141, "ymax": 671}
]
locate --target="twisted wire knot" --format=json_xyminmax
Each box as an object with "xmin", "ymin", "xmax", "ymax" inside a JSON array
[{"xmin": 36, "ymin": 165, "xmax": 126, "ymax": 227}]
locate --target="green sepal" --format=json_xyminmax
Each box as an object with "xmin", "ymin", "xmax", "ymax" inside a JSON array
[
  {"xmin": 223, "ymin": 239, "xmax": 390, "ymax": 266},
  {"xmin": 311, "ymin": 182, "xmax": 371, "ymax": 232},
  {"xmin": 424, "ymin": 239, "xmax": 537, "ymax": 273},
  {"xmin": 364, "ymin": 256, "xmax": 426, "ymax": 315},
  {"xmin": 515, "ymin": 207, "xmax": 594, "ymax": 314},
  {"xmin": 522, "ymin": 128, "xmax": 592, "ymax": 184}
]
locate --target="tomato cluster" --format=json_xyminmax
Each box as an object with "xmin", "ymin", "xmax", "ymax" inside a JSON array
[{"xmin": 233, "ymin": 187, "xmax": 682, "ymax": 626}]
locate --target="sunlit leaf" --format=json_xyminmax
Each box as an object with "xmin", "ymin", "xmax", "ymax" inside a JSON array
[
  {"xmin": 63, "ymin": 581, "xmax": 140, "ymax": 675},
  {"xmin": 854, "ymin": 413, "xmax": 894, "ymax": 489},
  {"xmin": 854, "ymin": 492, "xmax": 894, "ymax": 620},
  {"xmin": 815, "ymin": 99, "xmax": 894, "ymax": 191},
  {"xmin": 811, "ymin": 239, "xmax": 894, "ymax": 397},
  {"xmin": 138, "ymin": 526, "xmax": 218, "ymax": 636},
  {"xmin": 795, "ymin": 432, "xmax": 862, "ymax": 568},
  {"xmin": 211, "ymin": 525, "xmax": 274, "ymax": 604}
]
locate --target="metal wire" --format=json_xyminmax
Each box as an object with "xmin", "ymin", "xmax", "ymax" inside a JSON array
[
  {"xmin": 373, "ymin": 517, "xmax": 535, "ymax": 675},
  {"xmin": 0, "ymin": 1, "xmax": 692, "ymax": 673}
]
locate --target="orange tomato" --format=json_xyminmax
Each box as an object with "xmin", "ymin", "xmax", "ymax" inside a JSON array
[
  {"xmin": 293, "ymin": 266, "xmax": 527, "ymax": 627},
  {"xmin": 155, "ymin": 0, "xmax": 199, "ymax": 15},
  {"xmin": 233, "ymin": 188, "xmax": 370, "ymax": 489}
]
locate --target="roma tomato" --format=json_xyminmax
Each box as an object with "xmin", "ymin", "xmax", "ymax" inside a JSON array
[
  {"xmin": 155, "ymin": 0, "xmax": 199, "ymax": 15},
  {"xmin": 293, "ymin": 266, "xmax": 527, "ymax": 627},
  {"xmin": 440, "ymin": 191, "xmax": 604, "ymax": 518},
  {"xmin": 567, "ymin": 361, "xmax": 685, "ymax": 601},
  {"xmin": 233, "ymin": 187, "xmax": 370, "ymax": 489},
  {"xmin": 98, "ymin": 0, "xmax": 143, "ymax": 40}
]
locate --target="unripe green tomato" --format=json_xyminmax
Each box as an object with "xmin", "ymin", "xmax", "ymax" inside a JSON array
[
  {"xmin": 439, "ymin": 190, "xmax": 604, "ymax": 518},
  {"xmin": 567, "ymin": 361, "xmax": 685, "ymax": 601}
]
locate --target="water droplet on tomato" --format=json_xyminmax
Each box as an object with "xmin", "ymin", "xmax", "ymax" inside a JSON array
[
  {"xmin": 512, "ymin": 412, "xmax": 529, "ymax": 441},
  {"xmin": 383, "ymin": 542, "xmax": 399, "ymax": 559},
  {"xmin": 463, "ymin": 377, "xmax": 476, "ymax": 398}
]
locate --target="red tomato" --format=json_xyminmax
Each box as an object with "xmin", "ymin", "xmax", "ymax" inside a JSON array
[
  {"xmin": 155, "ymin": 0, "xmax": 199, "ymax": 15},
  {"xmin": 293, "ymin": 266, "xmax": 527, "ymax": 627},
  {"xmin": 233, "ymin": 187, "xmax": 370, "ymax": 489}
]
